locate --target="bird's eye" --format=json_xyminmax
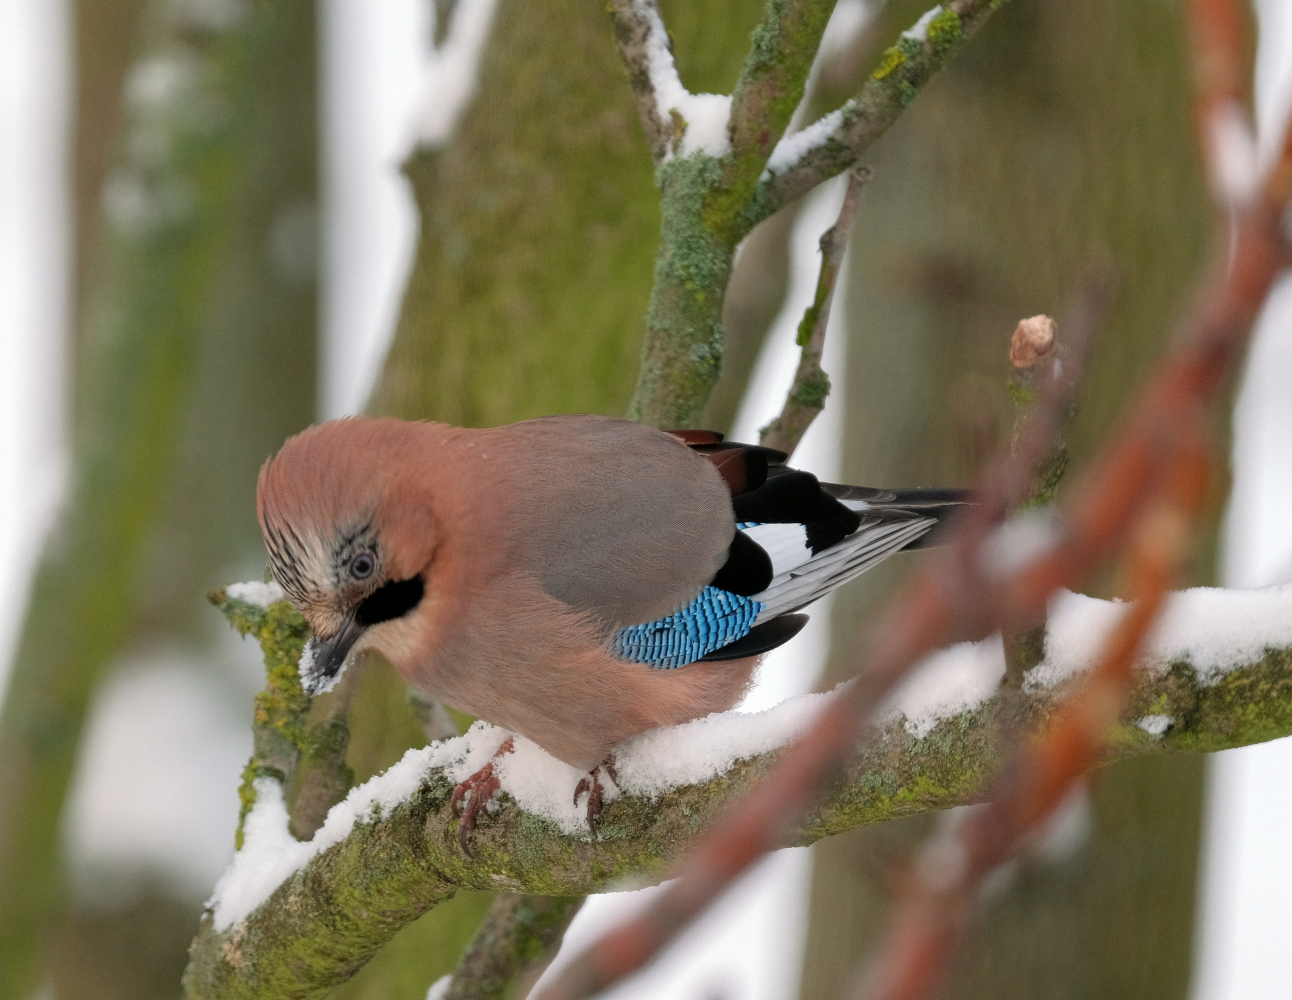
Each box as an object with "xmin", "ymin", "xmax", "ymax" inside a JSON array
[{"xmin": 349, "ymin": 551, "xmax": 376, "ymax": 580}]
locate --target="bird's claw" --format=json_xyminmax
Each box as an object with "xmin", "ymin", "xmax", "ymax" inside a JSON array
[
  {"xmin": 451, "ymin": 736, "xmax": 515, "ymax": 855},
  {"xmin": 573, "ymin": 758, "xmax": 619, "ymax": 830}
]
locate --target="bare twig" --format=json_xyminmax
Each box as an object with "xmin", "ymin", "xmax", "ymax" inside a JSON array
[
  {"xmin": 1001, "ymin": 269, "xmax": 1118, "ymax": 685},
  {"xmin": 760, "ymin": 166, "xmax": 871, "ymax": 457},
  {"xmin": 442, "ymin": 895, "xmax": 585, "ymax": 1000}
]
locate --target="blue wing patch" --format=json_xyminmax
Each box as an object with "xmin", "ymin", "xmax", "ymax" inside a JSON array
[{"xmin": 612, "ymin": 586, "xmax": 764, "ymax": 668}]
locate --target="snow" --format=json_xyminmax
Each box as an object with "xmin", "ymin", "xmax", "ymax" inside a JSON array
[
  {"xmin": 761, "ymin": 105, "xmax": 847, "ymax": 179},
  {"xmin": 224, "ymin": 580, "xmax": 284, "ymax": 608},
  {"xmin": 1137, "ymin": 715, "xmax": 1173, "ymax": 737},
  {"xmin": 901, "ymin": 5, "xmax": 944, "ymax": 42},
  {"xmin": 634, "ymin": 0, "xmax": 732, "ymax": 160},
  {"xmin": 882, "ymin": 634, "xmax": 1006, "ymax": 738},
  {"xmin": 207, "ymin": 694, "xmax": 835, "ymax": 930},
  {"xmin": 884, "ymin": 581, "xmax": 1292, "ymax": 739},
  {"xmin": 1028, "ymin": 585, "xmax": 1292, "ymax": 691},
  {"xmin": 208, "ymin": 724, "xmax": 498, "ymax": 930}
]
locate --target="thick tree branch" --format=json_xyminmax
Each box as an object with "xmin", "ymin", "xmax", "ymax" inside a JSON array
[{"xmin": 182, "ymin": 587, "xmax": 1292, "ymax": 1000}]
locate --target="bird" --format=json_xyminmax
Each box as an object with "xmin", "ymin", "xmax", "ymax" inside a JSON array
[{"xmin": 256, "ymin": 414, "xmax": 969, "ymax": 844}]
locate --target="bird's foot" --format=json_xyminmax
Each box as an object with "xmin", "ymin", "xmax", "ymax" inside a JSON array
[
  {"xmin": 573, "ymin": 758, "xmax": 619, "ymax": 830},
  {"xmin": 451, "ymin": 736, "xmax": 515, "ymax": 855}
]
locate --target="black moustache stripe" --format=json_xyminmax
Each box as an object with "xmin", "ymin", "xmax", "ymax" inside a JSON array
[{"xmin": 356, "ymin": 576, "xmax": 425, "ymax": 627}]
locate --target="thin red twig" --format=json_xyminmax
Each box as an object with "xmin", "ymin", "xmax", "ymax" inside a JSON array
[{"xmin": 849, "ymin": 432, "xmax": 1210, "ymax": 1000}]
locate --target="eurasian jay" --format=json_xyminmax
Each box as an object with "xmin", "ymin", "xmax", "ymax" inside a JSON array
[{"xmin": 256, "ymin": 415, "xmax": 967, "ymax": 839}]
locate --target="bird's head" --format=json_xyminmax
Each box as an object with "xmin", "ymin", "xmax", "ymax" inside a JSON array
[{"xmin": 256, "ymin": 418, "xmax": 433, "ymax": 694}]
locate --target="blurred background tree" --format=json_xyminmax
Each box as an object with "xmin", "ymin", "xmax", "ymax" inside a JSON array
[{"xmin": 801, "ymin": 3, "xmax": 1222, "ymax": 999}]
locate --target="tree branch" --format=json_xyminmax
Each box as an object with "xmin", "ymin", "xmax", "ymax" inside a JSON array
[
  {"xmin": 744, "ymin": 0, "xmax": 1007, "ymax": 234},
  {"xmin": 182, "ymin": 585, "xmax": 1292, "ymax": 1000},
  {"xmin": 759, "ymin": 165, "xmax": 870, "ymax": 455},
  {"xmin": 442, "ymin": 894, "xmax": 585, "ymax": 1000},
  {"xmin": 606, "ymin": 0, "xmax": 675, "ymax": 166},
  {"xmin": 623, "ymin": 0, "xmax": 1011, "ymax": 430}
]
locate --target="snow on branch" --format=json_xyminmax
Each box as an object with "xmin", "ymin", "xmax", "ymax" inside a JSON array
[
  {"xmin": 184, "ymin": 583, "xmax": 1292, "ymax": 998},
  {"xmin": 607, "ymin": 0, "xmax": 732, "ymax": 164},
  {"xmin": 746, "ymin": 0, "xmax": 1005, "ymax": 232}
]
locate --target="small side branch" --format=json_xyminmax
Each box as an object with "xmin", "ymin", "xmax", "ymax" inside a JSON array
[
  {"xmin": 211, "ymin": 588, "xmax": 312, "ymax": 848},
  {"xmin": 442, "ymin": 894, "xmax": 585, "ymax": 1000},
  {"xmin": 607, "ymin": 0, "xmax": 678, "ymax": 165},
  {"xmin": 760, "ymin": 166, "xmax": 871, "ymax": 456}
]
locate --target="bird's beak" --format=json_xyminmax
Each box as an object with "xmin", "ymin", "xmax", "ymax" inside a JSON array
[{"xmin": 299, "ymin": 612, "xmax": 366, "ymax": 695}]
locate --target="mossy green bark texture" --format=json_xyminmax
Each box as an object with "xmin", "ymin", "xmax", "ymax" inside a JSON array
[{"xmin": 183, "ymin": 595, "xmax": 1292, "ymax": 1000}]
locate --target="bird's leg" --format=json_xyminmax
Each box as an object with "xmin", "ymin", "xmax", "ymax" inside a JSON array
[
  {"xmin": 451, "ymin": 735, "xmax": 515, "ymax": 855},
  {"xmin": 573, "ymin": 757, "xmax": 620, "ymax": 829}
]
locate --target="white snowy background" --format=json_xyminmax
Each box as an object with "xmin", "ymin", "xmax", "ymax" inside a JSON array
[{"xmin": 1, "ymin": 1, "xmax": 1291, "ymax": 997}]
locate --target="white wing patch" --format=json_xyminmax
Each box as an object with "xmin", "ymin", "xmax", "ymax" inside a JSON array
[
  {"xmin": 749, "ymin": 517, "xmax": 935, "ymax": 623},
  {"xmin": 738, "ymin": 522, "xmax": 813, "ymax": 577}
]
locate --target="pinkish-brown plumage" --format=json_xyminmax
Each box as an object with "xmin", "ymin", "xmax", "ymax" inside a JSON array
[
  {"xmin": 257, "ymin": 414, "xmax": 969, "ymax": 778},
  {"xmin": 258, "ymin": 415, "xmax": 750, "ymax": 770}
]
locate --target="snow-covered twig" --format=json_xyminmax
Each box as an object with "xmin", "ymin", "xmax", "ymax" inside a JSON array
[
  {"xmin": 747, "ymin": 0, "xmax": 1006, "ymax": 232},
  {"xmin": 606, "ymin": 0, "xmax": 733, "ymax": 165}
]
